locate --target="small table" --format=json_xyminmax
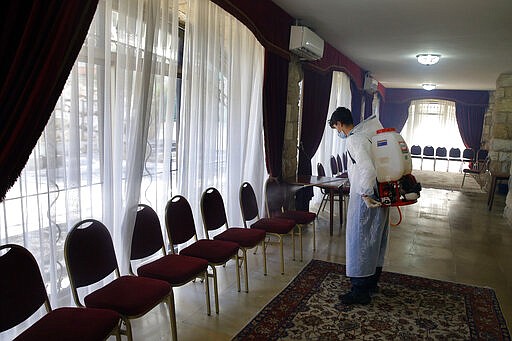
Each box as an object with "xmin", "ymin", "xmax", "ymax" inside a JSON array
[
  {"xmin": 285, "ymin": 175, "xmax": 349, "ymax": 236},
  {"xmin": 487, "ymin": 171, "xmax": 510, "ymax": 211}
]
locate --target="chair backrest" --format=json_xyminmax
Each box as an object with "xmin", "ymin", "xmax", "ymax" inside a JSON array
[
  {"xmin": 0, "ymin": 244, "xmax": 50, "ymax": 332},
  {"xmin": 65, "ymin": 219, "xmax": 119, "ymax": 292},
  {"xmin": 239, "ymin": 182, "xmax": 260, "ymax": 227},
  {"xmin": 423, "ymin": 146, "xmax": 434, "ymax": 157},
  {"xmin": 201, "ymin": 187, "xmax": 229, "ymax": 234},
  {"xmin": 165, "ymin": 195, "xmax": 198, "ymax": 247},
  {"xmin": 448, "ymin": 147, "xmax": 461, "ymax": 159},
  {"xmin": 130, "ymin": 204, "xmax": 165, "ymax": 262},
  {"xmin": 435, "ymin": 147, "xmax": 447, "ymax": 157},
  {"xmin": 317, "ymin": 163, "xmax": 326, "ymax": 176},
  {"xmin": 264, "ymin": 177, "xmax": 286, "ymax": 217},
  {"xmin": 410, "ymin": 145, "xmax": 421, "ymax": 156},
  {"xmin": 336, "ymin": 154, "xmax": 343, "ymax": 173},
  {"xmin": 477, "ymin": 149, "xmax": 488, "ymax": 161},
  {"xmin": 462, "ymin": 148, "xmax": 475, "ymax": 162},
  {"xmin": 342, "ymin": 152, "xmax": 348, "ymax": 171},
  {"xmin": 329, "ymin": 155, "xmax": 338, "ymax": 176}
]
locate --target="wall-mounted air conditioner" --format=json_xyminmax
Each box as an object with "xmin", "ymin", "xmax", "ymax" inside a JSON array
[
  {"xmin": 364, "ymin": 73, "xmax": 379, "ymax": 93},
  {"xmin": 289, "ymin": 26, "xmax": 324, "ymax": 61}
]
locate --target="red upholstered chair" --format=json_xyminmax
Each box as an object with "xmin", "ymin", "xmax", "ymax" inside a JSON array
[
  {"xmin": 201, "ymin": 187, "xmax": 266, "ymax": 293},
  {"xmin": 64, "ymin": 219, "xmax": 172, "ymax": 341},
  {"xmin": 165, "ymin": 195, "xmax": 240, "ymax": 314},
  {"xmin": 239, "ymin": 182, "xmax": 296, "ymax": 275},
  {"xmin": 130, "ymin": 204, "xmax": 210, "ymax": 340},
  {"xmin": 0, "ymin": 244, "xmax": 120, "ymax": 341},
  {"xmin": 264, "ymin": 177, "xmax": 316, "ymax": 262}
]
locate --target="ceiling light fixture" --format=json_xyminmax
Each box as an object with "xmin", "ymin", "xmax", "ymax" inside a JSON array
[
  {"xmin": 422, "ymin": 83, "xmax": 437, "ymax": 91},
  {"xmin": 416, "ymin": 53, "xmax": 441, "ymax": 66}
]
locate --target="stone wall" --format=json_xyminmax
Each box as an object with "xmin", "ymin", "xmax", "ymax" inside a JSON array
[
  {"xmin": 282, "ymin": 55, "xmax": 303, "ymax": 179},
  {"xmin": 481, "ymin": 92, "xmax": 494, "ymax": 150},
  {"xmin": 489, "ymin": 73, "xmax": 512, "ymax": 224}
]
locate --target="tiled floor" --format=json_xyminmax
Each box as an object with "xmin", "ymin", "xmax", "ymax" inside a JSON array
[{"xmin": 127, "ymin": 186, "xmax": 511, "ymax": 340}]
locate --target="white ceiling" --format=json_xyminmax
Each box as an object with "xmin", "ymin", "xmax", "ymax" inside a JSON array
[{"xmin": 271, "ymin": 0, "xmax": 512, "ymax": 90}]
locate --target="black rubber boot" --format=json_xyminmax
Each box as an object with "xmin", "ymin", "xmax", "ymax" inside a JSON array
[
  {"xmin": 369, "ymin": 267, "xmax": 382, "ymax": 294},
  {"xmin": 340, "ymin": 276, "xmax": 372, "ymax": 305}
]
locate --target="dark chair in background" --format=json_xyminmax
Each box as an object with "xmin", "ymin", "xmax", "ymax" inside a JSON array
[
  {"xmin": 462, "ymin": 148, "xmax": 476, "ymax": 167},
  {"xmin": 316, "ymin": 163, "xmax": 330, "ymax": 214},
  {"xmin": 239, "ymin": 182, "xmax": 296, "ymax": 275},
  {"xmin": 330, "ymin": 155, "xmax": 339, "ymax": 177},
  {"xmin": 200, "ymin": 187, "xmax": 266, "ymax": 293},
  {"xmin": 476, "ymin": 149, "xmax": 489, "ymax": 161},
  {"xmin": 0, "ymin": 244, "xmax": 120, "ymax": 341},
  {"xmin": 435, "ymin": 147, "xmax": 448, "ymax": 171},
  {"xmin": 448, "ymin": 147, "xmax": 461, "ymax": 172},
  {"xmin": 422, "ymin": 146, "xmax": 435, "ymax": 170},
  {"xmin": 65, "ymin": 219, "xmax": 172, "ymax": 341},
  {"xmin": 410, "ymin": 145, "xmax": 422, "ymax": 169},
  {"xmin": 130, "ymin": 204, "xmax": 210, "ymax": 340},
  {"xmin": 165, "ymin": 195, "xmax": 240, "ymax": 314},
  {"xmin": 462, "ymin": 155, "xmax": 489, "ymax": 187},
  {"xmin": 336, "ymin": 154, "xmax": 343, "ymax": 174}
]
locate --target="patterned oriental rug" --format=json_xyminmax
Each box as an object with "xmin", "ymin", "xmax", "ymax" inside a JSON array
[{"xmin": 233, "ymin": 260, "xmax": 510, "ymax": 340}]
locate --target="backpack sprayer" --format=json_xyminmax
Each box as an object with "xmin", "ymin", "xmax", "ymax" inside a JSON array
[{"xmin": 371, "ymin": 128, "xmax": 422, "ymax": 225}]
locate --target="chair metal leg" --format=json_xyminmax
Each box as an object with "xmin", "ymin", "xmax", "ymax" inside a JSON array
[
  {"xmin": 124, "ymin": 317, "xmax": 133, "ymax": 341},
  {"xmin": 167, "ymin": 293, "xmax": 177, "ymax": 341},
  {"xmin": 235, "ymin": 254, "xmax": 241, "ymax": 292},
  {"xmin": 204, "ymin": 271, "xmax": 211, "ymax": 316},
  {"xmin": 312, "ymin": 221, "xmax": 316, "ymax": 251},
  {"xmin": 299, "ymin": 225, "xmax": 303, "ymax": 262},
  {"xmin": 316, "ymin": 194, "xmax": 328, "ymax": 216},
  {"xmin": 292, "ymin": 229, "xmax": 296, "ymax": 261},
  {"xmin": 242, "ymin": 249, "xmax": 249, "ymax": 293},
  {"xmin": 210, "ymin": 265, "xmax": 220, "ymax": 314},
  {"xmin": 262, "ymin": 240, "xmax": 267, "ymax": 276},
  {"xmin": 461, "ymin": 173, "xmax": 467, "ymax": 187},
  {"xmin": 278, "ymin": 235, "xmax": 285, "ymax": 274},
  {"xmin": 114, "ymin": 323, "xmax": 122, "ymax": 341}
]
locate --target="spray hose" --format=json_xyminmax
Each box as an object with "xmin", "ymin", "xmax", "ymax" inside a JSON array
[{"xmin": 390, "ymin": 206, "xmax": 402, "ymax": 226}]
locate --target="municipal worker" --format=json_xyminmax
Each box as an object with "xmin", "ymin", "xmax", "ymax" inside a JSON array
[{"xmin": 329, "ymin": 107, "xmax": 390, "ymax": 305}]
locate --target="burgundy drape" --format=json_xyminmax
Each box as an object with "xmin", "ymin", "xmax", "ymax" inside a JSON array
[
  {"xmin": 263, "ymin": 51, "xmax": 289, "ymax": 177},
  {"xmin": 379, "ymin": 101, "xmax": 411, "ymax": 132},
  {"xmin": 455, "ymin": 103, "xmax": 486, "ymax": 150},
  {"xmin": 296, "ymin": 68, "xmax": 332, "ymax": 204},
  {"xmin": 0, "ymin": 1, "xmax": 99, "ymax": 201},
  {"xmin": 298, "ymin": 68, "xmax": 333, "ymax": 176},
  {"xmin": 350, "ymin": 80, "xmax": 362, "ymax": 126}
]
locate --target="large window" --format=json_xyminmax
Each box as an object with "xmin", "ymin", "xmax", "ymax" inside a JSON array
[
  {"xmin": 401, "ymin": 99, "xmax": 465, "ymax": 171},
  {"xmin": 1, "ymin": 3, "xmax": 181, "ymax": 338},
  {"xmin": 1, "ymin": 3, "xmax": 265, "ymax": 338}
]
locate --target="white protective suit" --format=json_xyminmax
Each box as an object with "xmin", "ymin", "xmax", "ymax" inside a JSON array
[{"xmin": 345, "ymin": 115, "xmax": 390, "ymax": 278}]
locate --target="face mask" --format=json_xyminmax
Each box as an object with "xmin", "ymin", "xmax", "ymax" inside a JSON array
[{"xmin": 337, "ymin": 130, "xmax": 347, "ymax": 139}]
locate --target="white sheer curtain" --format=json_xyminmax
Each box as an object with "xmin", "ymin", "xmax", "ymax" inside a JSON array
[
  {"xmin": 310, "ymin": 71, "xmax": 351, "ymax": 205},
  {"xmin": 178, "ymin": 0, "xmax": 265, "ymax": 236},
  {"xmin": 0, "ymin": 0, "xmax": 179, "ymax": 338},
  {"xmin": 401, "ymin": 99, "xmax": 465, "ymax": 171},
  {"xmin": 373, "ymin": 92, "xmax": 380, "ymax": 117},
  {"xmin": 401, "ymin": 99, "xmax": 464, "ymax": 150}
]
